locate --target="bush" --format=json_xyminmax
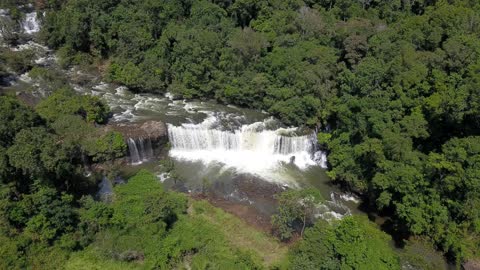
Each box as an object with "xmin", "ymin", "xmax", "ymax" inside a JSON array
[
  {"xmin": 36, "ymin": 88, "xmax": 110, "ymax": 124},
  {"xmin": 288, "ymin": 216, "xmax": 400, "ymax": 270},
  {"xmin": 2, "ymin": 49, "xmax": 35, "ymax": 74}
]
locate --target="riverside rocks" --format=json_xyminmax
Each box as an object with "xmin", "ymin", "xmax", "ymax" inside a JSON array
[
  {"xmin": 107, "ymin": 120, "xmax": 168, "ymax": 159},
  {"xmin": 108, "ymin": 120, "xmax": 167, "ymax": 141}
]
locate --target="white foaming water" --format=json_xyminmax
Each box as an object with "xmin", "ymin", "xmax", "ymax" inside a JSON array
[
  {"xmin": 127, "ymin": 137, "xmax": 154, "ymax": 165},
  {"xmin": 339, "ymin": 193, "xmax": 360, "ymax": 203},
  {"xmin": 22, "ymin": 12, "xmax": 40, "ymax": 34},
  {"xmin": 314, "ymin": 151, "xmax": 328, "ymax": 168},
  {"xmin": 12, "ymin": 41, "xmax": 48, "ymax": 52},
  {"xmin": 165, "ymin": 92, "xmax": 175, "ymax": 100},
  {"xmin": 157, "ymin": 172, "xmax": 170, "ymax": 182},
  {"xmin": 314, "ymin": 192, "xmax": 353, "ymax": 221},
  {"xmin": 115, "ymin": 86, "xmax": 129, "ymax": 96},
  {"xmin": 19, "ymin": 72, "xmax": 32, "ymax": 83},
  {"xmin": 168, "ymin": 115, "xmax": 325, "ymax": 183}
]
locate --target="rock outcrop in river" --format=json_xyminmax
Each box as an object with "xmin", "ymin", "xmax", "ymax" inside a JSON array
[{"xmin": 108, "ymin": 120, "xmax": 168, "ymax": 164}]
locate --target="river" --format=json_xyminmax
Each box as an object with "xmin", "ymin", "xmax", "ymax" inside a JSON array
[
  {"xmin": 1, "ymin": 7, "xmax": 455, "ymax": 269},
  {"xmin": 1, "ymin": 6, "xmax": 358, "ymax": 220},
  {"xmin": 78, "ymin": 77, "xmax": 355, "ymax": 219}
]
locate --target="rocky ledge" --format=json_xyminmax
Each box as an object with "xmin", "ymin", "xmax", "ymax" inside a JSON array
[
  {"xmin": 464, "ymin": 260, "xmax": 480, "ymax": 270},
  {"xmin": 107, "ymin": 120, "xmax": 169, "ymax": 162},
  {"xmin": 108, "ymin": 120, "xmax": 168, "ymax": 141}
]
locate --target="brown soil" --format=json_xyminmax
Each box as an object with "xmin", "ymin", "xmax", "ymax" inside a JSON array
[{"xmin": 464, "ymin": 260, "xmax": 480, "ymax": 270}]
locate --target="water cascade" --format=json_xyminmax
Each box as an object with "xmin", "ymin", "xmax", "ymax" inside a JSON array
[
  {"xmin": 168, "ymin": 116, "xmax": 327, "ymax": 183},
  {"xmin": 22, "ymin": 12, "xmax": 40, "ymax": 34},
  {"xmin": 127, "ymin": 137, "xmax": 154, "ymax": 165},
  {"xmin": 97, "ymin": 177, "xmax": 113, "ymax": 199}
]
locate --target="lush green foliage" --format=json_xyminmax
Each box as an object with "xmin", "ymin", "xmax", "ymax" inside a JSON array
[
  {"xmin": 0, "ymin": 95, "xmax": 40, "ymax": 148},
  {"xmin": 36, "ymin": 87, "xmax": 110, "ymax": 124},
  {"xmin": 0, "ymin": 91, "xmax": 129, "ymax": 268},
  {"xmin": 97, "ymin": 170, "xmax": 263, "ymax": 269},
  {"xmin": 321, "ymin": 3, "xmax": 480, "ymax": 259},
  {"xmin": 272, "ymin": 188, "xmax": 323, "ymax": 240},
  {"xmin": 398, "ymin": 238, "xmax": 451, "ymax": 270},
  {"xmin": 87, "ymin": 131, "xmax": 127, "ymax": 163},
  {"xmin": 0, "ymin": 48, "xmax": 35, "ymax": 73},
  {"xmin": 288, "ymin": 216, "xmax": 400, "ymax": 270},
  {"xmin": 0, "ymin": 183, "xmax": 78, "ymax": 269},
  {"xmin": 27, "ymin": 0, "xmax": 480, "ymax": 263},
  {"xmin": 0, "ymin": 169, "xmax": 266, "ymax": 269},
  {"xmin": 41, "ymin": 0, "xmax": 341, "ymax": 126},
  {"xmin": 1, "ymin": 125, "xmax": 269, "ymax": 270},
  {"xmin": 0, "ymin": 92, "xmax": 122, "ymax": 191}
]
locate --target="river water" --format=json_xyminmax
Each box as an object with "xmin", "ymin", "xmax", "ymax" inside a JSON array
[
  {"xmin": 1, "ymin": 8, "xmax": 357, "ymax": 219},
  {"xmin": 79, "ymin": 80, "xmax": 354, "ymax": 218}
]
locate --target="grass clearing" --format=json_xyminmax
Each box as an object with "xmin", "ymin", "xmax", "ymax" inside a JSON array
[{"xmin": 189, "ymin": 199, "xmax": 288, "ymax": 267}]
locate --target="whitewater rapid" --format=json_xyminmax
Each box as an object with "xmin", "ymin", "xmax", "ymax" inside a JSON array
[{"xmin": 22, "ymin": 12, "xmax": 40, "ymax": 34}]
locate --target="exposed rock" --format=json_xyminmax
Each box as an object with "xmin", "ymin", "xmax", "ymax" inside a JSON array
[
  {"xmin": 464, "ymin": 260, "xmax": 480, "ymax": 270},
  {"xmin": 109, "ymin": 120, "xmax": 167, "ymax": 141},
  {"xmin": 108, "ymin": 120, "xmax": 168, "ymax": 162},
  {"xmin": 16, "ymin": 91, "xmax": 42, "ymax": 106}
]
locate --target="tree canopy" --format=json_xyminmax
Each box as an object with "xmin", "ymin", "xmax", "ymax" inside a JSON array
[{"xmin": 288, "ymin": 216, "xmax": 400, "ymax": 270}]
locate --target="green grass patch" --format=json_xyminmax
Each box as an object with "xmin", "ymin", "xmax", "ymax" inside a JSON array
[{"xmin": 190, "ymin": 199, "xmax": 288, "ymax": 267}]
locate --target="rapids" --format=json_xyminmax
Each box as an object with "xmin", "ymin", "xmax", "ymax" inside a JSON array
[{"xmin": 22, "ymin": 12, "xmax": 40, "ymax": 34}]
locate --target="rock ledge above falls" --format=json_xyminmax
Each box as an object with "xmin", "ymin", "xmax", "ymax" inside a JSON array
[{"xmin": 108, "ymin": 120, "xmax": 168, "ymax": 141}]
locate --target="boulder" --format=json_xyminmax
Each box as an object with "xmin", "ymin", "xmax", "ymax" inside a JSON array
[{"xmin": 107, "ymin": 120, "xmax": 168, "ymax": 162}]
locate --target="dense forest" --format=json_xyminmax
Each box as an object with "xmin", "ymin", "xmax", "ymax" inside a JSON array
[
  {"xmin": 0, "ymin": 93, "xmax": 403, "ymax": 268},
  {"xmin": 1, "ymin": 0, "xmax": 479, "ymax": 268}
]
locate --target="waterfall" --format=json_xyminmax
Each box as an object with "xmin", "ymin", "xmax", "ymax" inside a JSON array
[
  {"xmin": 22, "ymin": 12, "xmax": 40, "ymax": 34},
  {"xmin": 168, "ymin": 124, "xmax": 315, "ymax": 156},
  {"xmin": 127, "ymin": 137, "xmax": 154, "ymax": 165},
  {"xmin": 168, "ymin": 116, "xmax": 328, "ymax": 182},
  {"xmin": 314, "ymin": 151, "xmax": 328, "ymax": 169}
]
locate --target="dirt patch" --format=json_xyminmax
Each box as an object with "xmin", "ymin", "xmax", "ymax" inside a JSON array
[
  {"xmin": 187, "ymin": 174, "xmax": 288, "ymax": 233},
  {"xmin": 464, "ymin": 260, "xmax": 480, "ymax": 270}
]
